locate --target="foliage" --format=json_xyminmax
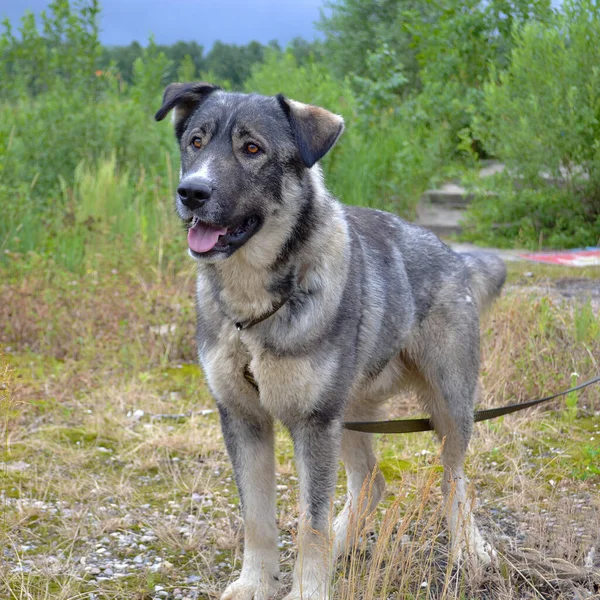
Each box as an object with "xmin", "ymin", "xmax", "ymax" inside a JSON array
[
  {"xmin": 100, "ymin": 37, "xmax": 323, "ymax": 90},
  {"xmin": 404, "ymin": 0, "xmax": 552, "ymax": 160},
  {"xmin": 319, "ymin": 0, "xmax": 553, "ymax": 158},
  {"xmin": 203, "ymin": 40, "xmax": 271, "ymax": 88},
  {"xmin": 0, "ymin": 3, "xmax": 178, "ymax": 271},
  {"xmin": 351, "ymin": 44, "xmax": 408, "ymax": 118},
  {"xmin": 0, "ymin": 0, "xmax": 101, "ymax": 99},
  {"xmin": 317, "ymin": 0, "xmax": 422, "ymax": 89},
  {"xmin": 465, "ymin": 0, "xmax": 600, "ymax": 248},
  {"xmin": 1, "ymin": 0, "xmax": 599, "ymax": 270}
]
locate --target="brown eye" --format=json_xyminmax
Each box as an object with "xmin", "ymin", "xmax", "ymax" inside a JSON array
[
  {"xmin": 191, "ymin": 137, "xmax": 202, "ymax": 149},
  {"xmin": 245, "ymin": 142, "xmax": 261, "ymax": 155}
]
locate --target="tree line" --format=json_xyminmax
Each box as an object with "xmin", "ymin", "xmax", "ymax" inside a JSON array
[{"xmin": 100, "ymin": 37, "xmax": 323, "ymax": 88}]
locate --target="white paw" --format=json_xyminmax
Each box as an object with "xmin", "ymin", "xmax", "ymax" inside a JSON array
[
  {"xmin": 333, "ymin": 513, "xmax": 350, "ymax": 557},
  {"xmin": 284, "ymin": 572, "xmax": 330, "ymax": 600},
  {"xmin": 451, "ymin": 527, "xmax": 497, "ymax": 567},
  {"xmin": 473, "ymin": 537, "xmax": 497, "ymax": 566},
  {"xmin": 221, "ymin": 575, "xmax": 280, "ymax": 600},
  {"xmin": 282, "ymin": 589, "xmax": 330, "ymax": 600}
]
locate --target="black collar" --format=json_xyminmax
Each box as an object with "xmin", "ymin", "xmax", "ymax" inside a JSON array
[
  {"xmin": 235, "ymin": 293, "xmax": 293, "ymax": 331},
  {"xmin": 234, "ymin": 263, "xmax": 309, "ymax": 331}
]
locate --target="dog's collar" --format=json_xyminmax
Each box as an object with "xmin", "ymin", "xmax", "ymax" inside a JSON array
[
  {"xmin": 235, "ymin": 263, "xmax": 309, "ymax": 331},
  {"xmin": 235, "ymin": 294, "xmax": 293, "ymax": 331}
]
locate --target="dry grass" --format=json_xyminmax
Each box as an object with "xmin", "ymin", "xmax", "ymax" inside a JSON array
[{"xmin": 1, "ymin": 258, "xmax": 599, "ymax": 599}]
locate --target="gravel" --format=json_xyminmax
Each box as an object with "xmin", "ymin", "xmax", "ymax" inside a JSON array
[{"xmin": 0, "ymin": 489, "xmax": 219, "ymax": 599}]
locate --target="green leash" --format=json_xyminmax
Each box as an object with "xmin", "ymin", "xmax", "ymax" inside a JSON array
[
  {"xmin": 343, "ymin": 374, "xmax": 600, "ymax": 433},
  {"xmin": 244, "ymin": 367, "xmax": 600, "ymax": 434}
]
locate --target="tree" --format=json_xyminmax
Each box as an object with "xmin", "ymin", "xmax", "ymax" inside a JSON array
[
  {"xmin": 317, "ymin": 0, "xmax": 424, "ymax": 89},
  {"xmin": 204, "ymin": 40, "xmax": 268, "ymax": 88}
]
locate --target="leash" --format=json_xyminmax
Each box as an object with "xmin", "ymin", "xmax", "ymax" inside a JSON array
[
  {"xmin": 234, "ymin": 270, "xmax": 600, "ymax": 434},
  {"xmin": 343, "ymin": 374, "xmax": 600, "ymax": 433}
]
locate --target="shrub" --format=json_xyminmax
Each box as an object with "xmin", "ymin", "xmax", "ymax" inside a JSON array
[
  {"xmin": 466, "ymin": 0, "xmax": 600, "ymax": 248},
  {"xmin": 0, "ymin": 3, "xmax": 178, "ymax": 270}
]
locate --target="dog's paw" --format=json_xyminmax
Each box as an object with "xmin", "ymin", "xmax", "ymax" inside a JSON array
[
  {"xmin": 282, "ymin": 590, "xmax": 330, "ymax": 600},
  {"xmin": 221, "ymin": 575, "xmax": 280, "ymax": 600},
  {"xmin": 474, "ymin": 539, "xmax": 497, "ymax": 566},
  {"xmin": 282, "ymin": 575, "xmax": 330, "ymax": 600},
  {"xmin": 470, "ymin": 526, "xmax": 497, "ymax": 566},
  {"xmin": 451, "ymin": 527, "xmax": 497, "ymax": 568}
]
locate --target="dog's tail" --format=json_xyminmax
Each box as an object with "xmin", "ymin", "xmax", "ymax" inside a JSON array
[{"xmin": 461, "ymin": 251, "xmax": 507, "ymax": 312}]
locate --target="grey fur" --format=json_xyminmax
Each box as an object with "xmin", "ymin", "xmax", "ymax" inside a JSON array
[{"xmin": 156, "ymin": 85, "xmax": 506, "ymax": 600}]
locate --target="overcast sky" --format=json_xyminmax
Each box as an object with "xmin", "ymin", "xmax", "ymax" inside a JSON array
[{"xmin": 0, "ymin": 0, "xmax": 325, "ymax": 48}]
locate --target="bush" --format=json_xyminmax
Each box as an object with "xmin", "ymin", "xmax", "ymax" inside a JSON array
[
  {"xmin": 466, "ymin": 0, "xmax": 600, "ymax": 248},
  {"xmin": 0, "ymin": 3, "xmax": 179, "ymax": 270}
]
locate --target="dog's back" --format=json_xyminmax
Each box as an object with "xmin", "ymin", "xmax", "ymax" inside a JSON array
[{"xmin": 344, "ymin": 205, "xmax": 506, "ymax": 324}]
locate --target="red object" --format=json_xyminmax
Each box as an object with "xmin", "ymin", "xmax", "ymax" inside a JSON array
[{"xmin": 519, "ymin": 249, "xmax": 600, "ymax": 266}]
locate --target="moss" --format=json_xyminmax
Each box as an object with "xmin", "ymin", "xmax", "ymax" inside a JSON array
[{"xmin": 45, "ymin": 426, "xmax": 118, "ymax": 450}]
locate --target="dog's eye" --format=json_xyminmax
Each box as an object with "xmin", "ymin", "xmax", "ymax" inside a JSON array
[
  {"xmin": 244, "ymin": 142, "xmax": 261, "ymax": 155},
  {"xmin": 191, "ymin": 137, "xmax": 202, "ymax": 149}
]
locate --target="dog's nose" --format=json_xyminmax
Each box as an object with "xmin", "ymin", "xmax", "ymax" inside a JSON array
[{"xmin": 177, "ymin": 180, "xmax": 212, "ymax": 210}]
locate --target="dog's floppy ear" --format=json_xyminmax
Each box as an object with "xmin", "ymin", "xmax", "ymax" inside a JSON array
[
  {"xmin": 155, "ymin": 82, "xmax": 220, "ymax": 130},
  {"xmin": 277, "ymin": 94, "xmax": 344, "ymax": 168}
]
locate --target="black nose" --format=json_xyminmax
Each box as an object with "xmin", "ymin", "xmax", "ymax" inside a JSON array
[{"xmin": 177, "ymin": 181, "xmax": 212, "ymax": 210}]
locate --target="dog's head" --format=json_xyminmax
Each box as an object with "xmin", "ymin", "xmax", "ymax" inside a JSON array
[{"xmin": 155, "ymin": 83, "xmax": 344, "ymax": 261}]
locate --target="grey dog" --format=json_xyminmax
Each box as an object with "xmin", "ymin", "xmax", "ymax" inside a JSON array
[{"xmin": 155, "ymin": 83, "xmax": 506, "ymax": 600}]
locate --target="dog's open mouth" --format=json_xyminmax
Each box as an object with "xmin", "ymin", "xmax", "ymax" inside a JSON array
[{"xmin": 187, "ymin": 215, "xmax": 259, "ymax": 254}]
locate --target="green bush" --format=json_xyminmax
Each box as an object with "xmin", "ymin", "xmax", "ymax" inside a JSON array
[
  {"xmin": 2, "ymin": 0, "xmax": 598, "ymax": 273},
  {"xmin": 466, "ymin": 0, "xmax": 600, "ymax": 248},
  {"xmin": 0, "ymin": 2, "xmax": 179, "ymax": 271}
]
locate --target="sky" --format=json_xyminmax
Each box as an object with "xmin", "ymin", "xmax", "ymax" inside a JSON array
[{"xmin": 0, "ymin": 0, "xmax": 325, "ymax": 48}]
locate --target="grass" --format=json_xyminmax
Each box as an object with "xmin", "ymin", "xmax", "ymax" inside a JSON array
[{"xmin": 1, "ymin": 252, "xmax": 599, "ymax": 599}]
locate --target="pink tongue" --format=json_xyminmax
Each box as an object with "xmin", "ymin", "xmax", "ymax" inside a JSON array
[{"xmin": 188, "ymin": 222, "xmax": 228, "ymax": 253}]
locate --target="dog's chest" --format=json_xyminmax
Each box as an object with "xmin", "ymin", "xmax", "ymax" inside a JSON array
[
  {"xmin": 200, "ymin": 319, "xmax": 337, "ymax": 421},
  {"xmin": 241, "ymin": 333, "xmax": 338, "ymax": 421}
]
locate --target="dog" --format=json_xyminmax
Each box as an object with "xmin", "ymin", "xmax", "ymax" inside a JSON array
[{"xmin": 155, "ymin": 83, "xmax": 506, "ymax": 600}]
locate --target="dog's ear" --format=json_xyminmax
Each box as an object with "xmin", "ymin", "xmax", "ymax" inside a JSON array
[
  {"xmin": 155, "ymin": 82, "xmax": 220, "ymax": 131},
  {"xmin": 277, "ymin": 94, "xmax": 344, "ymax": 168}
]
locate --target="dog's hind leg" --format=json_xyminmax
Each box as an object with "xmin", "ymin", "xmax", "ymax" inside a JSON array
[
  {"xmin": 218, "ymin": 405, "xmax": 281, "ymax": 600},
  {"xmin": 334, "ymin": 403, "xmax": 385, "ymax": 558},
  {"xmin": 416, "ymin": 366, "xmax": 496, "ymax": 566}
]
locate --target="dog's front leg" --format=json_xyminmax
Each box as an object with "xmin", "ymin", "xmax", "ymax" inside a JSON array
[
  {"xmin": 285, "ymin": 416, "xmax": 343, "ymax": 600},
  {"xmin": 218, "ymin": 405, "xmax": 280, "ymax": 600}
]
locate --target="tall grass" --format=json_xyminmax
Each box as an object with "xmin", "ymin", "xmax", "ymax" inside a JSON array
[{"xmin": 2, "ymin": 152, "xmax": 180, "ymax": 273}]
